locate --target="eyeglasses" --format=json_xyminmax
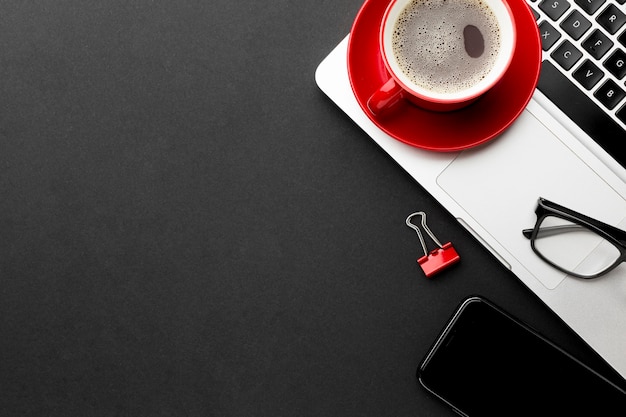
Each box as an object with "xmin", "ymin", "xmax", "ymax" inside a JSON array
[{"xmin": 522, "ymin": 198, "xmax": 626, "ymax": 279}]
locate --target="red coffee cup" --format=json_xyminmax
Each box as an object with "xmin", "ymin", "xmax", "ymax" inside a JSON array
[{"xmin": 367, "ymin": 0, "xmax": 516, "ymax": 115}]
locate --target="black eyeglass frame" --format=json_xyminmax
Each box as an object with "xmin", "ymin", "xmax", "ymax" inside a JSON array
[{"xmin": 522, "ymin": 198, "xmax": 626, "ymax": 279}]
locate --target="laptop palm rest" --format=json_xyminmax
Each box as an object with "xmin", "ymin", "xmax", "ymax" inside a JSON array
[{"xmin": 436, "ymin": 109, "xmax": 626, "ymax": 290}]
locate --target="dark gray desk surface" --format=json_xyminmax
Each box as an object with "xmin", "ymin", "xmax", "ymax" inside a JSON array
[{"xmin": 1, "ymin": 0, "xmax": 623, "ymax": 415}]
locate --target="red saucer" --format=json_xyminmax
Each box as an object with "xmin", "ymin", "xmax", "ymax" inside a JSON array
[{"xmin": 347, "ymin": 0, "xmax": 542, "ymax": 151}]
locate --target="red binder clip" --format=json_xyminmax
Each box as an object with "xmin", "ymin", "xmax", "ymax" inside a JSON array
[{"xmin": 405, "ymin": 212, "xmax": 460, "ymax": 277}]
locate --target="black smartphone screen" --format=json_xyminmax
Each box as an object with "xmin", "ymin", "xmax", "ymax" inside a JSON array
[{"xmin": 418, "ymin": 296, "xmax": 626, "ymax": 415}]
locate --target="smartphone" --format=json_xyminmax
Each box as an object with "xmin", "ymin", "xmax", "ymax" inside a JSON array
[{"xmin": 418, "ymin": 296, "xmax": 626, "ymax": 415}]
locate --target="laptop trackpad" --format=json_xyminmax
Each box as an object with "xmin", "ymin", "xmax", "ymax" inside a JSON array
[{"xmin": 437, "ymin": 109, "xmax": 626, "ymax": 289}]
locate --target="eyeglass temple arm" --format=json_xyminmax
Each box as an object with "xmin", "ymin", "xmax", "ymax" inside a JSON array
[
  {"xmin": 540, "ymin": 198, "xmax": 626, "ymax": 246},
  {"xmin": 522, "ymin": 224, "xmax": 587, "ymax": 240},
  {"xmin": 575, "ymin": 213, "xmax": 626, "ymax": 246},
  {"xmin": 523, "ymin": 222, "xmax": 626, "ymax": 246}
]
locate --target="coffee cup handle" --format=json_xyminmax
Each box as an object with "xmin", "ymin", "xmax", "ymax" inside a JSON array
[{"xmin": 367, "ymin": 78, "xmax": 405, "ymax": 117}]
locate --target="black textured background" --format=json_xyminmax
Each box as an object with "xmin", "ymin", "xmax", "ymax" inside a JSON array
[{"xmin": 0, "ymin": 1, "xmax": 622, "ymax": 415}]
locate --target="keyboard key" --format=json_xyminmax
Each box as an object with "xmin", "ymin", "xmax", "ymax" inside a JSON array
[
  {"xmin": 551, "ymin": 40, "xmax": 583, "ymax": 70},
  {"xmin": 604, "ymin": 49, "xmax": 626, "ymax": 78},
  {"xmin": 537, "ymin": 61, "xmax": 626, "ymax": 169},
  {"xmin": 531, "ymin": 6, "xmax": 541, "ymax": 20},
  {"xmin": 617, "ymin": 103, "xmax": 626, "ymax": 124},
  {"xmin": 597, "ymin": 4, "xmax": 626, "ymax": 34},
  {"xmin": 561, "ymin": 10, "xmax": 592, "ymax": 39},
  {"xmin": 539, "ymin": 0, "xmax": 571, "ymax": 20},
  {"xmin": 573, "ymin": 59, "xmax": 605, "ymax": 89},
  {"xmin": 575, "ymin": 0, "xmax": 606, "ymax": 15},
  {"xmin": 538, "ymin": 20, "xmax": 562, "ymax": 50},
  {"xmin": 595, "ymin": 79, "xmax": 626, "ymax": 109},
  {"xmin": 618, "ymin": 30, "xmax": 626, "ymax": 47},
  {"xmin": 582, "ymin": 29, "xmax": 614, "ymax": 59}
]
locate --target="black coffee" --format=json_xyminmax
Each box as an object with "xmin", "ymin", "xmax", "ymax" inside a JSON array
[{"xmin": 391, "ymin": 0, "xmax": 501, "ymax": 94}]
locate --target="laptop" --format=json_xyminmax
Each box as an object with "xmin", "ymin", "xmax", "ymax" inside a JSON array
[{"xmin": 316, "ymin": 0, "xmax": 626, "ymax": 380}]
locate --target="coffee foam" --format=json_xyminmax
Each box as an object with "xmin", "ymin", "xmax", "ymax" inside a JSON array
[{"xmin": 391, "ymin": 0, "xmax": 501, "ymax": 95}]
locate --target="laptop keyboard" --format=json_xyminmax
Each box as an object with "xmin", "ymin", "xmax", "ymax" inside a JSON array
[{"xmin": 529, "ymin": 0, "xmax": 626, "ymax": 169}]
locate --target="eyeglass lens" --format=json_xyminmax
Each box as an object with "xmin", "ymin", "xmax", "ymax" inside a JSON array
[{"xmin": 533, "ymin": 216, "xmax": 621, "ymax": 277}]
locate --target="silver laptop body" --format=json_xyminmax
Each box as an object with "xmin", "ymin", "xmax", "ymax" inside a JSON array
[{"xmin": 316, "ymin": 0, "xmax": 626, "ymax": 379}]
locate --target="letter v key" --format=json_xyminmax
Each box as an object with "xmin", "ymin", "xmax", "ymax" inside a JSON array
[{"xmin": 573, "ymin": 59, "xmax": 604, "ymax": 90}]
